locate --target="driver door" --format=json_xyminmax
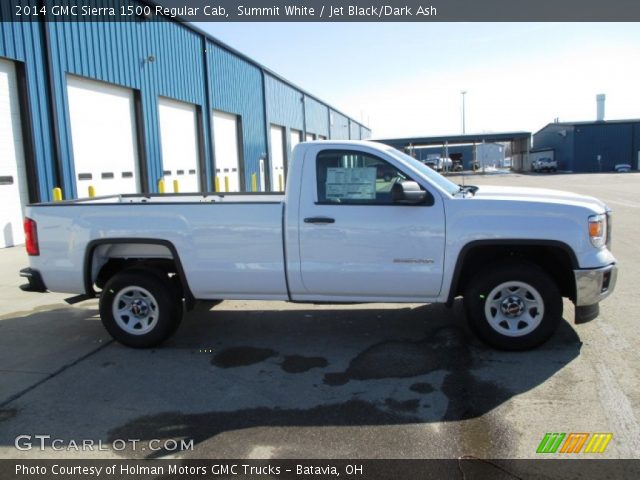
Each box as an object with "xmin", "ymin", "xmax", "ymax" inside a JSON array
[{"xmin": 297, "ymin": 148, "xmax": 446, "ymax": 300}]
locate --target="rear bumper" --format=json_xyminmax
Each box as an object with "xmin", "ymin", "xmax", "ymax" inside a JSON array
[
  {"xmin": 19, "ymin": 268, "xmax": 47, "ymax": 293},
  {"xmin": 574, "ymin": 264, "xmax": 617, "ymax": 307}
]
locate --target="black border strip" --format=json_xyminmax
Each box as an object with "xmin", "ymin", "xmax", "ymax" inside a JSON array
[
  {"xmin": 195, "ymin": 104, "xmax": 207, "ymax": 192},
  {"xmin": 13, "ymin": 60, "xmax": 40, "ymax": 203},
  {"xmin": 133, "ymin": 89, "xmax": 149, "ymax": 194}
]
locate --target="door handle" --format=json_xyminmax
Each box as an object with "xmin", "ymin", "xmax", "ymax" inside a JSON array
[{"xmin": 304, "ymin": 216, "xmax": 335, "ymax": 224}]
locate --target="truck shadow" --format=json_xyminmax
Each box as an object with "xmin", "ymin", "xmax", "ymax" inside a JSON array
[
  {"xmin": 0, "ymin": 300, "xmax": 582, "ymax": 458},
  {"xmin": 109, "ymin": 300, "xmax": 582, "ymax": 458}
]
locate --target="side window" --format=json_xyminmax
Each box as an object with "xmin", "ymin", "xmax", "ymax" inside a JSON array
[{"xmin": 316, "ymin": 150, "xmax": 413, "ymax": 205}]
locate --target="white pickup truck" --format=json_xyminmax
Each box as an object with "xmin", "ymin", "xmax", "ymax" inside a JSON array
[{"xmin": 20, "ymin": 141, "xmax": 617, "ymax": 350}]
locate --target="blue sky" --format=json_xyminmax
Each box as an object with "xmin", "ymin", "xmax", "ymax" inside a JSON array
[{"xmin": 194, "ymin": 22, "xmax": 640, "ymax": 137}]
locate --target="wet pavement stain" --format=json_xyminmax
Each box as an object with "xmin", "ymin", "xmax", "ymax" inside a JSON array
[
  {"xmin": 280, "ymin": 355, "xmax": 328, "ymax": 373},
  {"xmin": 211, "ymin": 346, "xmax": 278, "ymax": 368},
  {"xmin": 0, "ymin": 409, "xmax": 17, "ymax": 422},
  {"xmin": 384, "ymin": 398, "xmax": 420, "ymax": 413},
  {"xmin": 441, "ymin": 371, "xmax": 510, "ymax": 421},
  {"xmin": 440, "ymin": 367, "xmax": 512, "ymax": 457},
  {"xmin": 409, "ymin": 382, "xmax": 435, "ymax": 394},
  {"xmin": 323, "ymin": 326, "xmax": 470, "ymax": 386},
  {"xmin": 108, "ymin": 399, "xmax": 421, "ymax": 459}
]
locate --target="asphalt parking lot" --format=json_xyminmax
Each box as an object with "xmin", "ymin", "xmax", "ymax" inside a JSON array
[{"xmin": 0, "ymin": 172, "xmax": 639, "ymax": 461}]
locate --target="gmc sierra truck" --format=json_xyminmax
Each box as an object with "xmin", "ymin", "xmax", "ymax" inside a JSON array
[{"xmin": 19, "ymin": 141, "xmax": 617, "ymax": 350}]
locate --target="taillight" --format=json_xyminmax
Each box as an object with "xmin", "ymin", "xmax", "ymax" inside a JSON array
[{"xmin": 23, "ymin": 217, "xmax": 39, "ymax": 256}]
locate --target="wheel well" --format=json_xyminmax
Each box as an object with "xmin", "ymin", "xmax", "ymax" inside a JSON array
[
  {"xmin": 451, "ymin": 243, "xmax": 576, "ymax": 303},
  {"xmin": 85, "ymin": 240, "xmax": 194, "ymax": 308},
  {"xmin": 95, "ymin": 258, "xmax": 178, "ymax": 290}
]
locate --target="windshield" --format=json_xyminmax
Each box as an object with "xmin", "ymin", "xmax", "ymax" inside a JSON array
[{"xmin": 385, "ymin": 147, "xmax": 461, "ymax": 196}]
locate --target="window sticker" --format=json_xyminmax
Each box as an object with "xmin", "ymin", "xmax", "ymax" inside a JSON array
[{"xmin": 326, "ymin": 167, "xmax": 377, "ymax": 200}]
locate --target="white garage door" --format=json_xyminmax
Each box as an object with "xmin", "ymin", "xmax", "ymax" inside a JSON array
[
  {"xmin": 270, "ymin": 125, "xmax": 285, "ymax": 191},
  {"xmin": 158, "ymin": 97, "xmax": 200, "ymax": 192},
  {"xmin": 66, "ymin": 76, "xmax": 140, "ymax": 197},
  {"xmin": 212, "ymin": 111, "xmax": 241, "ymax": 192},
  {"xmin": 0, "ymin": 59, "xmax": 29, "ymax": 248},
  {"xmin": 290, "ymin": 129, "xmax": 302, "ymax": 153}
]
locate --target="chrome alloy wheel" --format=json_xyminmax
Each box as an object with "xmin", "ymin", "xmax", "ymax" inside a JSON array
[
  {"xmin": 484, "ymin": 281, "xmax": 545, "ymax": 337},
  {"xmin": 112, "ymin": 286, "xmax": 159, "ymax": 335}
]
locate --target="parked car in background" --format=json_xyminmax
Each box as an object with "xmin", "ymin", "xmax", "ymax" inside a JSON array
[
  {"xmin": 422, "ymin": 157, "xmax": 453, "ymax": 172},
  {"xmin": 614, "ymin": 163, "xmax": 631, "ymax": 173},
  {"xmin": 532, "ymin": 158, "xmax": 558, "ymax": 173},
  {"xmin": 423, "ymin": 159, "xmax": 438, "ymax": 170}
]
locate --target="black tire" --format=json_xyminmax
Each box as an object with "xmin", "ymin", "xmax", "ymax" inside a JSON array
[
  {"xmin": 463, "ymin": 263, "xmax": 562, "ymax": 350},
  {"xmin": 99, "ymin": 269, "xmax": 183, "ymax": 348}
]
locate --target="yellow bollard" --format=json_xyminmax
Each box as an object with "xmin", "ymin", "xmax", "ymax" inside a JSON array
[
  {"xmin": 251, "ymin": 173, "xmax": 257, "ymax": 192},
  {"xmin": 52, "ymin": 187, "xmax": 62, "ymax": 202},
  {"xmin": 278, "ymin": 174, "xmax": 283, "ymax": 192},
  {"xmin": 173, "ymin": 179, "xmax": 179, "ymax": 193},
  {"xmin": 158, "ymin": 179, "xmax": 165, "ymax": 193},
  {"xmin": 214, "ymin": 176, "xmax": 220, "ymax": 192},
  {"xmin": 88, "ymin": 185, "xmax": 96, "ymax": 198},
  {"xmin": 224, "ymin": 176, "xmax": 229, "ymax": 192}
]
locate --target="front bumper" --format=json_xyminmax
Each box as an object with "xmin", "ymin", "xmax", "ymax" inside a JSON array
[{"xmin": 574, "ymin": 264, "xmax": 617, "ymax": 307}]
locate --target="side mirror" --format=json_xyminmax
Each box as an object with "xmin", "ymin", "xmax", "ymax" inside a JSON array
[{"xmin": 391, "ymin": 181, "xmax": 427, "ymax": 204}]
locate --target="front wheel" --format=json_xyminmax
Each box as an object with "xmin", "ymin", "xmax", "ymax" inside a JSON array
[
  {"xmin": 99, "ymin": 270, "xmax": 183, "ymax": 348},
  {"xmin": 464, "ymin": 263, "xmax": 562, "ymax": 350}
]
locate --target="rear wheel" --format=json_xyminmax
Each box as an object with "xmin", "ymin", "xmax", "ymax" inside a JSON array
[
  {"xmin": 99, "ymin": 270, "xmax": 183, "ymax": 348},
  {"xmin": 464, "ymin": 263, "xmax": 562, "ymax": 350}
]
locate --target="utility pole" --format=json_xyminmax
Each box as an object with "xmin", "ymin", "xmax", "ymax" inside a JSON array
[{"xmin": 461, "ymin": 90, "xmax": 467, "ymax": 134}]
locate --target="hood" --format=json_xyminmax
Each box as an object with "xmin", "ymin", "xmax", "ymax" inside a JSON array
[{"xmin": 472, "ymin": 185, "xmax": 608, "ymax": 212}]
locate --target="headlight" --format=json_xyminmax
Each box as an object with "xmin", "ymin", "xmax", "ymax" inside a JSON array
[{"xmin": 588, "ymin": 213, "xmax": 607, "ymax": 248}]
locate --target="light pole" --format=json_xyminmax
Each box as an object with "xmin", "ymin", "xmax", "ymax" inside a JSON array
[{"xmin": 461, "ymin": 90, "xmax": 467, "ymax": 134}]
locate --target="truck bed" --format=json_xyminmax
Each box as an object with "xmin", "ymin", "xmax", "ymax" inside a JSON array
[{"xmin": 26, "ymin": 195, "xmax": 289, "ymax": 300}]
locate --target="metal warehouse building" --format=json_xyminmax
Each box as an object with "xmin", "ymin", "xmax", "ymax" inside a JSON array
[
  {"xmin": 533, "ymin": 119, "xmax": 640, "ymax": 173},
  {"xmin": 0, "ymin": 14, "xmax": 370, "ymax": 248}
]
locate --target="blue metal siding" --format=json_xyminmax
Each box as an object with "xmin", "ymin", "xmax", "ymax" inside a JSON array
[
  {"xmin": 0, "ymin": 21, "xmax": 56, "ymax": 201},
  {"xmin": 208, "ymin": 43, "xmax": 266, "ymax": 190},
  {"xmin": 2, "ymin": 7, "xmax": 368, "ymax": 199},
  {"xmin": 533, "ymin": 124, "xmax": 575, "ymax": 172},
  {"xmin": 330, "ymin": 110, "xmax": 349, "ymax": 139},
  {"xmin": 264, "ymin": 74, "xmax": 305, "ymax": 187},
  {"xmin": 574, "ymin": 123, "xmax": 633, "ymax": 173},
  {"xmin": 304, "ymin": 96, "xmax": 328, "ymax": 138},
  {"xmin": 349, "ymin": 120, "xmax": 360, "ymax": 140},
  {"xmin": 47, "ymin": 19, "xmax": 208, "ymax": 196},
  {"xmin": 265, "ymin": 74, "xmax": 303, "ymax": 130}
]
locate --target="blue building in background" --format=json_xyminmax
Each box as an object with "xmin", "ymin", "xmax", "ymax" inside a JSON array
[
  {"xmin": 0, "ymin": 4, "xmax": 369, "ymax": 246},
  {"xmin": 533, "ymin": 120, "xmax": 640, "ymax": 173}
]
